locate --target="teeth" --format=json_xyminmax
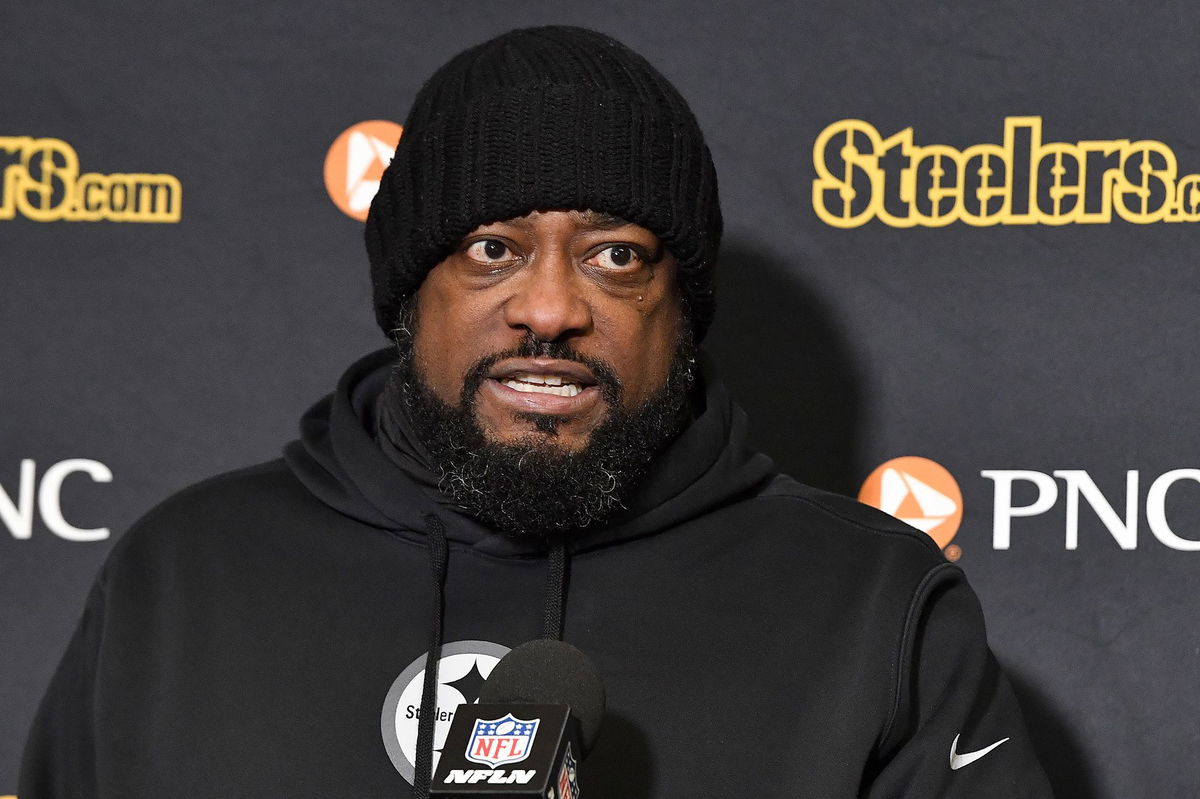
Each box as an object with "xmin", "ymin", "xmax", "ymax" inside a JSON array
[
  {"xmin": 511, "ymin": 374, "xmax": 566, "ymax": 386},
  {"xmin": 502, "ymin": 379, "xmax": 581, "ymax": 397}
]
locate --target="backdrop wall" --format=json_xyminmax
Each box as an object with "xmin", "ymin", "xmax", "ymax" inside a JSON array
[{"xmin": 3, "ymin": 3, "xmax": 1198, "ymax": 797}]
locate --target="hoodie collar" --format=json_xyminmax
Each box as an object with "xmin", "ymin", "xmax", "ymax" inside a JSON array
[{"xmin": 284, "ymin": 348, "xmax": 776, "ymax": 557}]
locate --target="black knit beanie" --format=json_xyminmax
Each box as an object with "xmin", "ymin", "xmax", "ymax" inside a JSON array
[{"xmin": 364, "ymin": 25, "xmax": 722, "ymax": 342}]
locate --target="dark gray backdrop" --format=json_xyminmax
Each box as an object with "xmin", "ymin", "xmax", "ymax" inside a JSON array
[{"xmin": 3, "ymin": 2, "xmax": 1198, "ymax": 797}]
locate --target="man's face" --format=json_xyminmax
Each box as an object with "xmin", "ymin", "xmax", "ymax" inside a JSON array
[{"xmin": 410, "ymin": 209, "xmax": 684, "ymax": 450}]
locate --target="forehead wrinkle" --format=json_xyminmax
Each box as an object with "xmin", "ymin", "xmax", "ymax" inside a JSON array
[
  {"xmin": 489, "ymin": 209, "xmax": 632, "ymax": 231},
  {"xmin": 568, "ymin": 209, "xmax": 630, "ymax": 230}
]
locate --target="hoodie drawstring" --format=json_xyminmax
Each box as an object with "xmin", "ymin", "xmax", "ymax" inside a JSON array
[
  {"xmin": 409, "ymin": 523, "xmax": 569, "ymax": 798},
  {"xmin": 542, "ymin": 536, "xmax": 568, "ymax": 640},
  {"xmin": 411, "ymin": 514, "xmax": 448, "ymax": 799}
]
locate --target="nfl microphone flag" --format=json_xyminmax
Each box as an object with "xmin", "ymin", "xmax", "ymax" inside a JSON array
[{"xmin": 431, "ymin": 704, "xmax": 581, "ymax": 798}]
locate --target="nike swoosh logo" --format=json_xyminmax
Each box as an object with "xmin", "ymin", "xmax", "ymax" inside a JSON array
[{"xmin": 949, "ymin": 734, "xmax": 1010, "ymax": 770}]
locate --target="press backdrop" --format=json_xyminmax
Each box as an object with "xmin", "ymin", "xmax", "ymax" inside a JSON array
[{"xmin": 3, "ymin": 2, "xmax": 1198, "ymax": 797}]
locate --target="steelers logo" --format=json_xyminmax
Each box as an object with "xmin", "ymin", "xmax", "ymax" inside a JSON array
[{"xmin": 380, "ymin": 640, "xmax": 510, "ymax": 783}]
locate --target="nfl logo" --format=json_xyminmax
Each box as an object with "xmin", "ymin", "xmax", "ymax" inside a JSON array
[
  {"xmin": 465, "ymin": 713, "xmax": 540, "ymax": 767},
  {"xmin": 556, "ymin": 744, "xmax": 579, "ymax": 799}
]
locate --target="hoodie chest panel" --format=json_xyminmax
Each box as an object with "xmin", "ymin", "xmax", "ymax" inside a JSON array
[
  {"xmin": 556, "ymin": 521, "xmax": 903, "ymax": 795},
  {"xmin": 436, "ymin": 550, "xmax": 555, "ymax": 644},
  {"xmin": 94, "ymin": 520, "xmax": 554, "ymax": 797}
]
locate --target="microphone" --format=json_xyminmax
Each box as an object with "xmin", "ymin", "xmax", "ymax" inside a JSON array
[{"xmin": 431, "ymin": 639, "xmax": 605, "ymax": 798}]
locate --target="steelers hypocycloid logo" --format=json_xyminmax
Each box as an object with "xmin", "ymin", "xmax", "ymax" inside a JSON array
[
  {"xmin": 859, "ymin": 456, "xmax": 963, "ymax": 551},
  {"xmin": 380, "ymin": 640, "xmax": 510, "ymax": 784}
]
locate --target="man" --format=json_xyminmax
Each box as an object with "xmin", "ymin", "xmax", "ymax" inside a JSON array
[{"xmin": 21, "ymin": 26, "xmax": 1052, "ymax": 798}]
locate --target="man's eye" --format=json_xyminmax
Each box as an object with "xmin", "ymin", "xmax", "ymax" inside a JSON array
[
  {"xmin": 466, "ymin": 239, "xmax": 512, "ymax": 262},
  {"xmin": 589, "ymin": 245, "xmax": 641, "ymax": 270}
]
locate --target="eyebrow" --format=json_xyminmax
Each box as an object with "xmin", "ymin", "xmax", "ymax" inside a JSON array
[{"xmin": 571, "ymin": 210, "xmax": 631, "ymax": 230}]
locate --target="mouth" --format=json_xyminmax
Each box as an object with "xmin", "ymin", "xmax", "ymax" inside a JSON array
[
  {"xmin": 480, "ymin": 358, "xmax": 604, "ymax": 416},
  {"xmin": 489, "ymin": 359, "xmax": 598, "ymax": 393},
  {"xmin": 498, "ymin": 373, "xmax": 588, "ymax": 397}
]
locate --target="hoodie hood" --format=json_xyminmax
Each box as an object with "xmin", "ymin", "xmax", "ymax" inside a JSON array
[{"xmin": 283, "ymin": 348, "xmax": 777, "ymax": 557}]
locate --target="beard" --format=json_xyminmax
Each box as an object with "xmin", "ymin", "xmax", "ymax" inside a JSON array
[{"xmin": 383, "ymin": 306, "xmax": 696, "ymax": 538}]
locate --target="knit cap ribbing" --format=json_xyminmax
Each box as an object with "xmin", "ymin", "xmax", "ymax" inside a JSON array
[{"xmin": 364, "ymin": 25, "xmax": 722, "ymax": 341}]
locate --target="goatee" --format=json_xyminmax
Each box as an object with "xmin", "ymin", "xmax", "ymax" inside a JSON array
[{"xmin": 383, "ymin": 307, "xmax": 696, "ymax": 537}]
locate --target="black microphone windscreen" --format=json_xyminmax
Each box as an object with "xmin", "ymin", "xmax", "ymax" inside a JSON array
[{"xmin": 479, "ymin": 639, "xmax": 606, "ymax": 754}]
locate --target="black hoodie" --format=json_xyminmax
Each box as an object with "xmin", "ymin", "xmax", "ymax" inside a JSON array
[{"xmin": 20, "ymin": 350, "xmax": 1052, "ymax": 798}]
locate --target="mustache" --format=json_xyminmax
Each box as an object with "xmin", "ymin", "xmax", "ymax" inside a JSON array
[{"xmin": 459, "ymin": 335, "xmax": 623, "ymax": 408}]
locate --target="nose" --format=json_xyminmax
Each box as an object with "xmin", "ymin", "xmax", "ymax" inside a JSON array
[{"xmin": 501, "ymin": 250, "xmax": 592, "ymax": 341}]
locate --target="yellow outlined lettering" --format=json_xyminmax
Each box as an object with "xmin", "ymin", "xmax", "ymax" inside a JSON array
[
  {"xmin": 0, "ymin": 136, "xmax": 181, "ymax": 223},
  {"xmin": 812, "ymin": 117, "xmax": 1198, "ymax": 228},
  {"xmin": 1167, "ymin": 174, "xmax": 1200, "ymax": 222},
  {"xmin": 812, "ymin": 119, "xmax": 887, "ymax": 229}
]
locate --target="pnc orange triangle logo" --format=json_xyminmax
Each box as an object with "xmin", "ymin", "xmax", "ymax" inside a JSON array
[
  {"xmin": 859, "ymin": 456, "xmax": 963, "ymax": 549},
  {"xmin": 324, "ymin": 120, "xmax": 404, "ymax": 221}
]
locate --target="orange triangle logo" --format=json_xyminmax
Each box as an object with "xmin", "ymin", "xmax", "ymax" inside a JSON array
[{"xmin": 324, "ymin": 120, "xmax": 404, "ymax": 221}]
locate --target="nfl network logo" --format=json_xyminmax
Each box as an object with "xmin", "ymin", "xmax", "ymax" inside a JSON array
[{"xmin": 465, "ymin": 714, "xmax": 540, "ymax": 767}]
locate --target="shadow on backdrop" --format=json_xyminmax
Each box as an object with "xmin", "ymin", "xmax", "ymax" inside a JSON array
[
  {"xmin": 703, "ymin": 239, "xmax": 865, "ymax": 497},
  {"xmin": 584, "ymin": 713, "xmax": 655, "ymax": 798},
  {"xmin": 705, "ymin": 240, "xmax": 1088, "ymax": 795},
  {"xmin": 1006, "ymin": 663, "xmax": 1100, "ymax": 799}
]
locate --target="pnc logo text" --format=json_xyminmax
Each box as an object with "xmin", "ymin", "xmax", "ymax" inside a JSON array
[
  {"xmin": 1, "ymin": 459, "xmax": 112, "ymax": 542},
  {"xmin": 983, "ymin": 469, "xmax": 1200, "ymax": 551}
]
